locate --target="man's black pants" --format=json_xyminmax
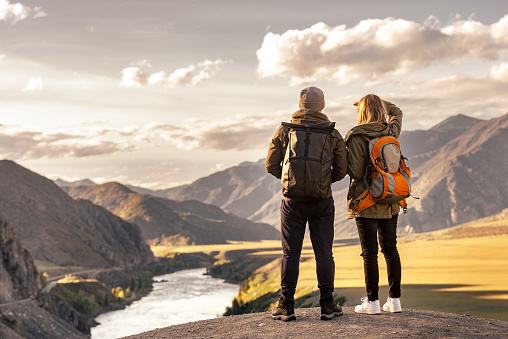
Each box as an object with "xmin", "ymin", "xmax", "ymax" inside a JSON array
[
  {"xmin": 280, "ymin": 196, "xmax": 335, "ymax": 302},
  {"xmin": 356, "ymin": 215, "xmax": 401, "ymax": 301}
]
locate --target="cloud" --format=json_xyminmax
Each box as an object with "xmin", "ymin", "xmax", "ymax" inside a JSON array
[
  {"xmin": 22, "ymin": 76, "xmax": 43, "ymax": 91},
  {"xmin": 120, "ymin": 58, "xmax": 227, "ymax": 88},
  {"xmin": 256, "ymin": 15, "xmax": 508, "ymax": 85},
  {"xmin": 0, "ymin": 128, "xmax": 134, "ymax": 160},
  {"xmin": 490, "ymin": 62, "xmax": 508, "ymax": 82},
  {"xmin": 146, "ymin": 113, "xmax": 285, "ymax": 151},
  {"xmin": 0, "ymin": 0, "xmax": 45, "ymax": 24}
]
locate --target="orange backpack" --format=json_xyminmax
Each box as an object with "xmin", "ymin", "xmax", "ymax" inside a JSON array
[{"xmin": 350, "ymin": 134, "xmax": 411, "ymax": 212}]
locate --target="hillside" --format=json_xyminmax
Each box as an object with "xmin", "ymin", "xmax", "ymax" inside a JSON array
[
  {"xmin": 62, "ymin": 182, "xmax": 280, "ymax": 246},
  {"xmin": 0, "ymin": 160, "xmax": 154, "ymax": 269},
  {"xmin": 0, "ymin": 219, "xmax": 89, "ymax": 338},
  {"xmin": 142, "ymin": 159, "xmax": 282, "ymax": 220},
  {"xmin": 0, "ymin": 220, "xmax": 40, "ymax": 304},
  {"xmin": 401, "ymin": 208, "xmax": 508, "ymax": 242},
  {"xmin": 400, "ymin": 112, "xmax": 508, "ymax": 232},
  {"xmin": 398, "ymin": 114, "xmax": 483, "ymax": 158}
]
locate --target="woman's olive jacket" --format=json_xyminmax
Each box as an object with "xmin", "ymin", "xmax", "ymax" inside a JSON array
[{"xmin": 344, "ymin": 101, "xmax": 403, "ymax": 219}]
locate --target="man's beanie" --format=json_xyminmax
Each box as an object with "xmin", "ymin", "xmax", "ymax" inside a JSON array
[{"xmin": 299, "ymin": 86, "xmax": 325, "ymax": 111}]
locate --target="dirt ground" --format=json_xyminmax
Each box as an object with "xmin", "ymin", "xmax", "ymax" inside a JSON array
[{"xmin": 123, "ymin": 306, "xmax": 508, "ymax": 338}]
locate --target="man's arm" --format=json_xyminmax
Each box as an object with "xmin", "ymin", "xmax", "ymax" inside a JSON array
[
  {"xmin": 266, "ymin": 126, "xmax": 285, "ymax": 179},
  {"xmin": 331, "ymin": 132, "xmax": 348, "ymax": 183}
]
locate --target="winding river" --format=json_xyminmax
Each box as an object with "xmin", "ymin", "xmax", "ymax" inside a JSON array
[{"xmin": 91, "ymin": 268, "xmax": 239, "ymax": 338}]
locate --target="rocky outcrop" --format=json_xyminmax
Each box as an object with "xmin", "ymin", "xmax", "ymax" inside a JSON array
[
  {"xmin": 0, "ymin": 219, "xmax": 88, "ymax": 338},
  {"xmin": 0, "ymin": 220, "xmax": 40, "ymax": 303},
  {"xmin": 38, "ymin": 292, "xmax": 95, "ymax": 334}
]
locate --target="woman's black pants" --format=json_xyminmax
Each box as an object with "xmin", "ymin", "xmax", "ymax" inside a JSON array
[{"xmin": 356, "ymin": 215, "xmax": 401, "ymax": 301}]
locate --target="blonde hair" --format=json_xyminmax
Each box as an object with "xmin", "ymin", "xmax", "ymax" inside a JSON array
[{"xmin": 357, "ymin": 94, "xmax": 387, "ymax": 125}]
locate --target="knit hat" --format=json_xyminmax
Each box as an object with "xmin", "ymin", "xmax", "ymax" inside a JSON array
[{"xmin": 299, "ymin": 86, "xmax": 325, "ymax": 111}]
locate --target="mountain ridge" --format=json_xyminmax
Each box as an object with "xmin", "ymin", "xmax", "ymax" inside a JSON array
[
  {"xmin": 62, "ymin": 181, "xmax": 280, "ymax": 246},
  {"xmin": 0, "ymin": 160, "xmax": 154, "ymax": 269}
]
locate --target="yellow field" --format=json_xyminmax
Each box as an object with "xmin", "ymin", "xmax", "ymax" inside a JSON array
[{"xmin": 155, "ymin": 232, "xmax": 508, "ymax": 321}]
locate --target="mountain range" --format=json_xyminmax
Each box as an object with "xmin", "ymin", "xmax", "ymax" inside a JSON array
[
  {"xmin": 123, "ymin": 113, "xmax": 507, "ymax": 236},
  {"xmin": 62, "ymin": 182, "xmax": 279, "ymax": 246},
  {"xmin": 0, "ymin": 160, "xmax": 154, "ymax": 269}
]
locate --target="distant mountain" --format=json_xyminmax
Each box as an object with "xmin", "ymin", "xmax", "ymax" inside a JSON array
[
  {"xmin": 151, "ymin": 160, "xmax": 282, "ymax": 220},
  {"xmin": 400, "ymin": 112, "xmax": 508, "ymax": 232},
  {"xmin": 0, "ymin": 160, "xmax": 154, "ymax": 269},
  {"xmin": 129, "ymin": 159, "xmax": 355, "ymax": 237},
  {"xmin": 398, "ymin": 114, "xmax": 483, "ymax": 159},
  {"xmin": 62, "ymin": 182, "xmax": 280, "ymax": 246},
  {"xmin": 54, "ymin": 178, "xmax": 97, "ymax": 186},
  {"xmin": 138, "ymin": 113, "xmax": 506, "ymax": 236}
]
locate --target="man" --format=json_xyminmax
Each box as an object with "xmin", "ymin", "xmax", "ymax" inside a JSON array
[{"xmin": 266, "ymin": 86, "xmax": 348, "ymax": 321}]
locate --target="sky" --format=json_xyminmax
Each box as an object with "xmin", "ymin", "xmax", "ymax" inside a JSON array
[{"xmin": 1, "ymin": 0, "xmax": 508, "ymax": 189}]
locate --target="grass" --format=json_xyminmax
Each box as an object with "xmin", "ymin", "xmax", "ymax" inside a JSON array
[{"xmin": 153, "ymin": 230, "xmax": 508, "ymax": 321}]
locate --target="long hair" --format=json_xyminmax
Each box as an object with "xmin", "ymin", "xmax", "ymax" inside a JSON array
[{"xmin": 357, "ymin": 94, "xmax": 387, "ymax": 125}]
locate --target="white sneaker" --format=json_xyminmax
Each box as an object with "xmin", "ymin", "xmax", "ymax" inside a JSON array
[
  {"xmin": 382, "ymin": 297, "xmax": 402, "ymax": 313},
  {"xmin": 354, "ymin": 297, "xmax": 381, "ymax": 314}
]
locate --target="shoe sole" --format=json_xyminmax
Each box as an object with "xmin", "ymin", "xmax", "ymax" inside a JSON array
[
  {"xmin": 272, "ymin": 314, "xmax": 296, "ymax": 322},
  {"xmin": 320, "ymin": 310, "xmax": 343, "ymax": 320},
  {"xmin": 355, "ymin": 309, "xmax": 381, "ymax": 315},
  {"xmin": 383, "ymin": 308, "xmax": 402, "ymax": 313}
]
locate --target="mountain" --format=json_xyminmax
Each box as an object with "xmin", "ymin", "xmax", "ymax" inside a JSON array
[
  {"xmin": 399, "ymin": 112, "xmax": 508, "ymax": 232},
  {"xmin": 152, "ymin": 159, "xmax": 282, "ymax": 220},
  {"xmin": 129, "ymin": 113, "xmax": 506, "ymax": 237},
  {"xmin": 127, "ymin": 160, "xmax": 355, "ymax": 237},
  {"xmin": 398, "ymin": 114, "xmax": 483, "ymax": 159},
  {"xmin": 0, "ymin": 160, "xmax": 154, "ymax": 269},
  {"xmin": 62, "ymin": 182, "xmax": 280, "ymax": 245},
  {"xmin": 54, "ymin": 178, "xmax": 97, "ymax": 186}
]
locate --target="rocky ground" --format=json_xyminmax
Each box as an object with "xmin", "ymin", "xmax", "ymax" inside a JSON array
[
  {"xmin": 124, "ymin": 306, "xmax": 508, "ymax": 339},
  {"xmin": 0, "ymin": 299, "xmax": 88, "ymax": 339}
]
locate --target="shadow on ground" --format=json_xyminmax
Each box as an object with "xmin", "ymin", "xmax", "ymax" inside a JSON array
[{"xmin": 339, "ymin": 284, "xmax": 508, "ymax": 321}]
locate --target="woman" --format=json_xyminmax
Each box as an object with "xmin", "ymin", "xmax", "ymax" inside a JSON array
[{"xmin": 344, "ymin": 94, "xmax": 403, "ymax": 314}]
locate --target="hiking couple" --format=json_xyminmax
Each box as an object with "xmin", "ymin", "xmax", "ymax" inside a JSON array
[{"xmin": 266, "ymin": 86, "xmax": 404, "ymax": 321}]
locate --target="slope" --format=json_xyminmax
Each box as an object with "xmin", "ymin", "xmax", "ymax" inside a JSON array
[
  {"xmin": 401, "ymin": 112, "xmax": 508, "ymax": 232},
  {"xmin": 63, "ymin": 182, "xmax": 280, "ymax": 245},
  {"xmin": 0, "ymin": 160, "xmax": 154, "ymax": 269}
]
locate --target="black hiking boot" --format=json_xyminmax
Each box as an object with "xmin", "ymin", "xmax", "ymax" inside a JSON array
[
  {"xmin": 271, "ymin": 296, "xmax": 296, "ymax": 322},
  {"xmin": 320, "ymin": 298, "xmax": 343, "ymax": 320}
]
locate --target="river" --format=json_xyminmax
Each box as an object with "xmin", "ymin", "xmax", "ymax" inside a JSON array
[{"xmin": 91, "ymin": 268, "xmax": 239, "ymax": 338}]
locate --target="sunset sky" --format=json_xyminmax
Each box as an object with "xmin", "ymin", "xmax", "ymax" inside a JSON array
[{"xmin": 1, "ymin": 0, "xmax": 508, "ymax": 188}]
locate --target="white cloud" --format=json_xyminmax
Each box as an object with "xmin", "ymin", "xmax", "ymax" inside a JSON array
[
  {"xmin": 0, "ymin": 0, "xmax": 45, "ymax": 23},
  {"xmin": 257, "ymin": 15, "xmax": 508, "ymax": 86},
  {"xmin": 22, "ymin": 76, "xmax": 43, "ymax": 91},
  {"xmin": 120, "ymin": 58, "xmax": 227, "ymax": 88},
  {"xmin": 119, "ymin": 67, "xmax": 147, "ymax": 88},
  {"xmin": 490, "ymin": 62, "xmax": 508, "ymax": 82}
]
